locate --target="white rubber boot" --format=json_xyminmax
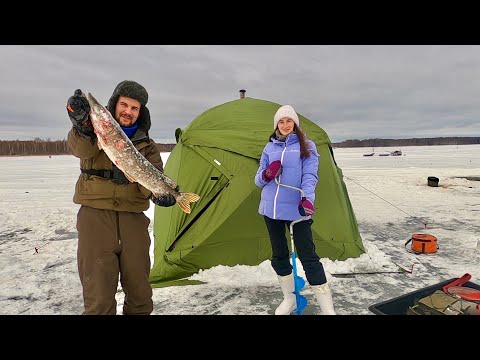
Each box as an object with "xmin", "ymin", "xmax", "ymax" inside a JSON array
[
  {"xmin": 312, "ymin": 282, "xmax": 336, "ymax": 315},
  {"xmin": 275, "ymin": 274, "xmax": 297, "ymax": 315}
]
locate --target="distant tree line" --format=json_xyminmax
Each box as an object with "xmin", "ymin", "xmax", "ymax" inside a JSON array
[
  {"xmin": 0, "ymin": 138, "xmax": 69, "ymax": 156},
  {"xmin": 332, "ymin": 137, "xmax": 480, "ymax": 148},
  {"xmin": 0, "ymin": 139, "xmax": 176, "ymax": 156},
  {"xmin": 1, "ymin": 137, "xmax": 479, "ymax": 156},
  {"xmin": 157, "ymin": 143, "xmax": 176, "ymax": 152}
]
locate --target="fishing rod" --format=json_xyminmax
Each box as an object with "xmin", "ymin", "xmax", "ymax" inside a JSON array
[{"xmin": 344, "ymin": 176, "xmax": 432, "ymax": 229}]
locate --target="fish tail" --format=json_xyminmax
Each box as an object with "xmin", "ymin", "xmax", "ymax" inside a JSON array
[{"xmin": 176, "ymin": 192, "xmax": 201, "ymax": 214}]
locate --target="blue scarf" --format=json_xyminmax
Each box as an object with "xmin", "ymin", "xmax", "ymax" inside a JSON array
[{"xmin": 121, "ymin": 123, "xmax": 138, "ymax": 138}]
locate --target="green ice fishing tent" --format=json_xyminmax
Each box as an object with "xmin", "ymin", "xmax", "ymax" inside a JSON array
[{"xmin": 149, "ymin": 94, "xmax": 365, "ymax": 287}]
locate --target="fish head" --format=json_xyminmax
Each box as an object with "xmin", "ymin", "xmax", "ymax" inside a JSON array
[{"xmin": 86, "ymin": 92, "xmax": 116, "ymax": 137}]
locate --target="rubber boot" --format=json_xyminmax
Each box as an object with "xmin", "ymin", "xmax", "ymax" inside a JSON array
[
  {"xmin": 275, "ymin": 273, "xmax": 297, "ymax": 315},
  {"xmin": 312, "ymin": 282, "xmax": 336, "ymax": 315}
]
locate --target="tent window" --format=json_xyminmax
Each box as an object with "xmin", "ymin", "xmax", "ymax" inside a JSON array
[{"xmin": 211, "ymin": 176, "xmax": 219, "ymax": 180}]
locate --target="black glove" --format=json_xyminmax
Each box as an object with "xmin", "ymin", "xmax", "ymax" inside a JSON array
[
  {"xmin": 67, "ymin": 89, "xmax": 94, "ymax": 140},
  {"xmin": 150, "ymin": 185, "xmax": 179, "ymax": 207}
]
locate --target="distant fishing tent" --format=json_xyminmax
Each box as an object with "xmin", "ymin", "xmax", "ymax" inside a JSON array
[{"xmin": 149, "ymin": 92, "xmax": 365, "ymax": 287}]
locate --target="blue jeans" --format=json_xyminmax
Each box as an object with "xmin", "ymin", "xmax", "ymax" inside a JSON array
[{"xmin": 264, "ymin": 216, "xmax": 327, "ymax": 286}]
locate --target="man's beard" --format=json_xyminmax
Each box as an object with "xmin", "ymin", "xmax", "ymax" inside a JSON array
[{"xmin": 117, "ymin": 113, "xmax": 133, "ymax": 126}]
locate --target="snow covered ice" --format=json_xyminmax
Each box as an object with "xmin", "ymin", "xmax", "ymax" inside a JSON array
[{"xmin": 1, "ymin": 145, "xmax": 479, "ymax": 315}]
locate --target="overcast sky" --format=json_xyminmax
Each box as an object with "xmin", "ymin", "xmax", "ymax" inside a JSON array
[{"xmin": 1, "ymin": 45, "xmax": 480, "ymax": 143}]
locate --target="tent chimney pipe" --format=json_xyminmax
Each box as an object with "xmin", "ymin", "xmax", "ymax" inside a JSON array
[{"xmin": 239, "ymin": 89, "xmax": 246, "ymax": 99}]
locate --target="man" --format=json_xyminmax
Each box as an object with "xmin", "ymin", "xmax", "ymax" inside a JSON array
[{"xmin": 67, "ymin": 80, "xmax": 175, "ymax": 315}]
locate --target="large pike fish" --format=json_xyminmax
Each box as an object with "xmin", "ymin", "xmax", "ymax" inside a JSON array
[{"xmin": 85, "ymin": 92, "xmax": 200, "ymax": 214}]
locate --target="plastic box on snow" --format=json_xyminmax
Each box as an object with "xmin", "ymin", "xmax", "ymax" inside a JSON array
[{"xmin": 369, "ymin": 277, "xmax": 480, "ymax": 315}]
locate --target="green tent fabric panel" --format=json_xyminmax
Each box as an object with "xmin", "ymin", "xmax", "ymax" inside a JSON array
[
  {"xmin": 157, "ymin": 144, "xmax": 229, "ymax": 250},
  {"xmin": 194, "ymin": 146, "xmax": 273, "ymax": 262},
  {"xmin": 189, "ymin": 145, "xmax": 234, "ymax": 180},
  {"xmin": 165, "ymin": 151, "xmax": 258, "ymax": 255},
  {"xmin": 310, "ymin": 144, "xmax": 365, "ymax": 259},
  {"xmin": 150, "ymin": 249, "xmax": 197, "ymax": 286},
  {"xmin": 151, "ymin": 279, "xmax": 206, "ymax": 289},
  {"xmin": 176, "ymin": 190, "xmax": 272, "ymax": 270},
  {"xmin": 151, "ymin": 180, "xmax": 262, "ymax": 284},
  {"xmin": 151, "ymin": 148, "xmax": 256, "ymax": 284},
  {"xmin": 337, "ymin": 166, "xmax": 364, "ymax": 254},
  {"xmin": 168, "ymin": 144, "xmax": 236, "ymax": 252},
  {"xmin": 153, "ymin": 176, "xmax": 271, "ymax": 285},
  {"xmin": 181, "ymin": 98, "xmax": 330, "ymax": 159},
  {"xmin": 150, "ymin": 144, "xmax": 229, "ymax": 283}
]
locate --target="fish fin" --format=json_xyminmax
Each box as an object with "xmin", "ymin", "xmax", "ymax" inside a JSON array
[{"xmin": 176, "ymin": 192, "xmax": 201, "ymax": 214}]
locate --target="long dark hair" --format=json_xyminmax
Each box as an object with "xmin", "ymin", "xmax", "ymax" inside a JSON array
[{"xmin": 269, "ymin": 124, "xmax": 311, "ymax": 158}]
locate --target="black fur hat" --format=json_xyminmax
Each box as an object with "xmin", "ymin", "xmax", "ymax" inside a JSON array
[{"xmin": 106, "ymin": 80, "xmax": 151, "ymax": 134}]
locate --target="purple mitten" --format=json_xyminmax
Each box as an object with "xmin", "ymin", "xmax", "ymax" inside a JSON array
[
  {"xmin": 298, "ymin": 198, "xmax": 315, "ymax": 216},
  {"xmin": 262, "ymin": 160, "xmax": 282, "ymax": 181}
]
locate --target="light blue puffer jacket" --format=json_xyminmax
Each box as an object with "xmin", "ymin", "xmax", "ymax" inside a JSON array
[{"xmin": 254, "ymin": 133, "xmax": 319, "ymax": 221}]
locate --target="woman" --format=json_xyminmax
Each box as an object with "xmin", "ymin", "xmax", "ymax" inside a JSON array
[{"xmin": 254, "ymin": 104, "xmax": 335, "ymax": 315}]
